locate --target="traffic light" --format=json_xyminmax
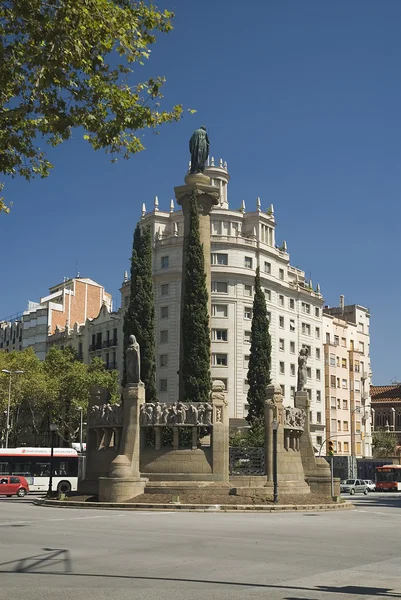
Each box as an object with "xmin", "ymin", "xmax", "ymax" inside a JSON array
[{"xmin": 328, "ymin": 440, "xmax": 335, "ymax": 456}]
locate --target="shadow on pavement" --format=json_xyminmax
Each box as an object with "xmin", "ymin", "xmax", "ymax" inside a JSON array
[
  {"xmin": 0, "ymin": 551, "xmax": 400, "ymax": 598},
  {"xmin": 352, "ymin": 496, "xmax": 401, "ymax": 509}
]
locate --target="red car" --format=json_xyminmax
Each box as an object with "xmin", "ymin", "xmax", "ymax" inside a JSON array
[{"xmin": 0, "ymin": 476, "xmax": 29, "ymax": 497}]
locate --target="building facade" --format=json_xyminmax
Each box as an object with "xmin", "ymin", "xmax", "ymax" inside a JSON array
[
  {"xmin": 323, "ymin": 300, "xmax": 372, "ymax": 458},
  {"xmin": 371, "ymin": 384, "xmax": 401, "ymax": 443}
]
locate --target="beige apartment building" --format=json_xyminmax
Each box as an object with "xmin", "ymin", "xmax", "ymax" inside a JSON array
[{"xmin": 323, "ymin": 298, "xmax": 372, "ymax": 458}]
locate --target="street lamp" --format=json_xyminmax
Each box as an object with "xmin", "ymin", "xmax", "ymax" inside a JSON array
[
  {"xmin": 1, "ymin": 369, "xmax": 24, "ymax": 448},
  {"xmin": 78, "ymin": 406, "xmax": 84, "ymax": 453},
  {"xmin": 272, "ymin": 419, "xmax": 279, "ymax": 504},
  {"xmin": 48, "ymin": 423, "xmax": 58, "ymax": 496}
]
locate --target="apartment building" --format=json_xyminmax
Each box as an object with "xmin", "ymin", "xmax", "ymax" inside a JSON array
[{"xmin": 323, "ymin": 299, "xmax": 372, "ymax": 457}]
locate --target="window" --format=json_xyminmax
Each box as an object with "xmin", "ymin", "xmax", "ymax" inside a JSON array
[
  {"xmin": 356, "ymin": 421, "xmax": 361, "ymax": 434},
  {"xmin": 344, "ymin": 441, "xmax": 349, "ymax": 452},
  {"xmin": 281, "ymin": 385, "xmax": 286, "ymax": 396},
  {"xmin": 338, "ymin": 441, "xmax": 342, "ymax": 452},
  {"xmin": 336, "ymin": 356, "xmax": 340, "ymax": 367},
  {"xmin": 279, "ymin": 362, "xmax": 285, "ymax": 374},
  {"xmin": 244, "ymin": 331, "xmax": 251, "ymax": 344},
  {"xmin": 212, "ymin": 353, "xmax": 228, "ymax": 366},
  {"xmin": 279, "ymin": 338, "xmax": 285, "ymax": 351},
  {"xmin": 358, "ymin": 322, "xmax": 364, "ymax": 333},
  {"xmin": 302, "ymin": 344, "xmax": 311, "ymax": 355},
  {"xmin": 337, "ymin": 398, "xmax": 341, "ymax": 409},
  {"xmin": 279, "ymin": 268, "xmax": 284, "ymax": 280},
  {"xmin": 316, "ymin": 390, "xmax": 321, "ymax": 402},
  {"xmin": 160, "ymin": 330, "xmax": 168, "ymax": 343},
  {"xmin": 279, "ymin": 316, "xmax": 284, "ymax": 328},
  {"xmin": 160, "ymin": 354, "xmax": 168, "ymax": 368},
  {"xmin": 317, "ymin": 435, "xmax": 323, "ymax": 446},
  {"xmin": 161, "ymin": 283, "xmax": 169, "ymax": 296},
  {"xmin": 354, "ymin": 360, "xmax": 360, "ymax": 373},
  {"xmin": 315, "ymin": 327, "xmax": 320, "ymax": 339},
  {"xmin": 211, "ymin": 253, "xmax": 228, "ymax": 265},
  {"xmin": 330, "ymin": 396, "xmax": 336, "ymax": 408},
  {"xmin": 290, "ymin": 341, "xmax": 295, "ymax": 354},
  {"xmin": 291, "ymin": 386, "xmax": 296, "ymax": 397},
  {"xmin": 315, "ymin": 307, "xmax": 320, "ymax": 317},
  {"xmin": 330, "ymin": 376, "xmax": 336, "ymax": 388},
  {"xmin": 341, "ymin": 337, "xmax": 346, "ymax": 347},
  {"xmin": 334, "ymin": 335, "xmax": 339, "ymax": 346},
  {"xmin": 326, "ymin": 333, "xmax": 330, "ymax": 344},
  {"xmin": 342, "ymin": 379, "xmax": 347, "ymax": 389},
  {"xmin": 159, "ymin": 379, "xmax": 168, "ymax": 392},
  {"xmin": 290, "ymin": 319, "xmax": 295, "ymax": 332},
  {"xmin": 316, "ymin": 369, "xmax": 321, "ymax": 381},
  {"xmin": 355, "ymin": 380, "xmax": 360, "ymax": 392},
  {"xmin": 359, "ymin": 341, "xmax": 365, "ymax": 354},
  {"xmin": 264, "ymin": 261, "xmax": 271, "ymax": 274},
  {"xmin": 302, "ymin": 323, "xmax": 311, "ymax": 336},
  {"xmin": 161, "ymin": 256, "xmax": 169, "ymax": 269},
  {"xmin": 289, "ymin": 298, "xmax": 295, "ymax": 310},
  {"xmin": 343, "ymin": 421, "xmax": 349, "ymax": 432},
  {"xmin": 330, "ymin": 353, "xmax": 335, "ymax": 366},
  {"xmin": 244, "ymin": 354, "xmax": 250, "ymax": 363},
  {"xmin": 212, "ymin": 304, "xmax": 228, "ymax": 317},
  {"xmin": 161, "ymin": 306, "xmax": 169, "ymax": 319},
  {"xmin": 301, "ymin": 302, "xmax": 310, "ymax": 314},
  {"xmin": 306, "ymin": 367, "xmax": 311, "ymax": 379},
  {"xmin": 278, "ymin": 294, "xmax": 284, "ymax": 306},
  {"xmin": 290, "ymin": 363, "xmax": 295, "ymax": 376},
  {"xmin": 306, "ymin": 389, "xmax": 312, "ymax": 400},
  {"xmin": 316, "ymin": 348, "xmax": 320, "ymax": 360},
  {"xmin": 212, "ymin": 220, "xmax": 222, "ymax": 235},
  {"xmin": 337, "ymin": 420, "xmax": 341, "ymax": 432},
  {"xmin": 337, "ymin": 377, "xmax": 340, "ymax": 388},
  {"xmin": 317, "ymin": 412, "xmax": 322, "ymax": 424},
  {"xmin": 342, "ymin": 399, "xmax": 347, "ymax": 410},
  {"xmin": 342, "ymin": 358, "xmax": 347, "ymax": 368},
  {"xmin": 244, "ymin": 256, "xmax": 253, "ymax": 269},
  {"xmin": 356, "ymin": 442, "xmax": 362, "ymax": 455},
  {"xmin": 212, "ymin": 281, "xmax": 228, "ymax": 294},
  {"xmin": 212, "ymin": 329, "xmax": 228, "ymax": 342},
  {"xmin": 244, "ymin": 284, "xmax": 252, "ymax": 297},
  {"xmin": 264, "ymin": 289, "xmax": 271, "ymax": 301},
  {"xmin": 244, "ymin": 307, "xmax": 252, "ymax": 320}
]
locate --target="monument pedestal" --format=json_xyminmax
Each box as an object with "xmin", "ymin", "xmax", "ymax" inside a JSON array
[{"xmin": 99, "ymin": 382, "xmax": 147, "ymax": 502}]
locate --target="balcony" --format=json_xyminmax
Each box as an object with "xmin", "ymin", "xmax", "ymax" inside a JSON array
[{"xmin": 109, "ymin": 338, "xmax": 118, "ymax": 347}]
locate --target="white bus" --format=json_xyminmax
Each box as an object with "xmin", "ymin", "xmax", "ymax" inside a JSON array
[{"xmin": 0, "ymin": 447, "xmax": 79, "ymax": 493}]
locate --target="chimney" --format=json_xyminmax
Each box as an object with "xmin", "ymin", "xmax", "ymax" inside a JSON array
[{"xmin": 340, "ymin": 295, "xmax": 345, "ymax": 313}]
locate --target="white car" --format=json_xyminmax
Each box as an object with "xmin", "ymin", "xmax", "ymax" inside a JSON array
[
  {"xmin": 340, "ymin": 479, "xmax": 369, "ymax": 495},
  {"xmin": 364, "ymin": 480, "xmax": 376, "ymax": 492}
]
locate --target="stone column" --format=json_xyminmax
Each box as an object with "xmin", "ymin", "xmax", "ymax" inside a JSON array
[
  {"xmin": 211, "ymin": 380, "xmax": 229, "ymax": 483},
  {"xmin": 99, "ymin": 383, "xmax": 147, "ymax": 502},
  {"xmin": 174, "ymin": 172, "xmax": 219, "ymax": 401}
]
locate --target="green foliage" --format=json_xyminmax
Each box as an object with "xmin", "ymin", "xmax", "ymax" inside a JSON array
[
  {"xmin": 0, "ymin": 0, "xmax": 184, "ymax": 212},
  {"xmin": 181, "ymin": 194, "xmax": 211, "ymax": 402},
  {"xmin": 372, "ymin": 429, "xmax": 398, "ymax": 458},
  {"xmin": 246, "ymin": 267, "xmax": 271, "ymax": 425},
  {"xmin": 123, "ymin": 223, "xmax": 156, "ymax": 401},
  {"xmin": 229, "ymin": 424, "xmax": 265, "ymax": 448},
  {"xmin": 0, "ymin": 346, "xmax": 118, "ymax": 446}
]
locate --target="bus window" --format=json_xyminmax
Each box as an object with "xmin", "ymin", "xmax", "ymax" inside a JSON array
[
  {"xmin": 35, "ymin": 462, "xmax": 50, "ymax": 477},
  {"xmin": 0, "ymin": 462, "xmax": 9, "ymax": 475}
]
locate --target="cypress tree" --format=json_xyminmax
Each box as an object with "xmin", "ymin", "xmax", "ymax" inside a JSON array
[
  {"xmin": 123, "ymin": 223, "xmax": 157, "ymax": 402},
  {"xmin": 181, "ymin": 195, "xmax": 211, "ymax": 401},
  {"xmin": 246, "ymin": 266, "xmax": 271, "ymax": 424}
]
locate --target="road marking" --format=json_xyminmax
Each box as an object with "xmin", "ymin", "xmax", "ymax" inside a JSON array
[{"xmin": 354, "ymin": 509, "xmax": 401, "ymax": 517}]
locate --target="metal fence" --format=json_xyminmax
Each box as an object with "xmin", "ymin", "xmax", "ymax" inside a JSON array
[{"xmin": 229, "ymin": 447, "xmax": 265, "ymax": 476}]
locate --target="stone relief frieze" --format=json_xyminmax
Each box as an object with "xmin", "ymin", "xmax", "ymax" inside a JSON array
[
  {"xmin": 284, "ymin": 407, "xmax": 306, "ymax": 430},
  {"xmin": 88, "ymin": 403, "xmax": 123, "ymax": 428},
  {"xmin": 140, "ymin": 401, "xmax": 213, "ymax": 427}
]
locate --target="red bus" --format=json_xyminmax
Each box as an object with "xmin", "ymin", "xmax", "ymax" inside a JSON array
[{"xmin": 375, "ymin": 465, "xmax": 401, "ymax": 492}]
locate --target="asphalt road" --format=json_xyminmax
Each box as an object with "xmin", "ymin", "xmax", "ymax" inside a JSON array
[{"xmin": 0, "ymin": 493, "xmax": 400, "ymax": 600}]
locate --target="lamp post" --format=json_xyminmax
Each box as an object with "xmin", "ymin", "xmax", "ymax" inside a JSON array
[
  {"xmin": 1, "ymin": 369, "xmax": 24, "ymax": 448},
  {"xmin": 272, "ymin": 419, "xmax": 279, "ymax": 504},
  {"xmin": 78, "ymin": 407, "xmax": 83, "ymax": 453},
  {"xmin": 48, "ymin": 423, "xmax": 58, "ymax": 496}
]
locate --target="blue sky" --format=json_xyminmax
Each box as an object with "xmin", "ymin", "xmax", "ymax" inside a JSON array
[{"xmin": 1, "ymin": 0, "xmax": 400, "ymax": 383}]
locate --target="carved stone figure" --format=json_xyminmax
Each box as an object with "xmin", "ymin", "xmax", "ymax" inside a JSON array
[
  {"xmin": 153, "ymin": 401, "xmax": 162, "ymax": 425},
  {"xmin": 204, "ymin": 402, "xmax": 213, "ymax": 426},
  {"xmin": 215, "ymin": 407, "xmax": 222, "ymax": 423},
  {"xmin": 176, "ymin": 401, "xmax": 187, "ymax": 424},
  {"xmin": 189, "ymin": 126, "xmax": 210, "ymax": 174},
  {"xmin": 161, "ymin": 403, "xmax": 170, "ymax": 424},
  {"xmin": 126, "ymin": 334, "xmax": 141, "ymax": 384},
  {"xmin": 187, "ymin": 404, "xmax": 199, "ymax": 425},
  {"xmin": 297, "ymin": 347, "xmax": 309, "ymax": 391}
]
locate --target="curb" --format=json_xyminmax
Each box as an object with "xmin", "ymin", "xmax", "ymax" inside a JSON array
[{"xmin": 33, "ymin": 498, "xmax": 354, "ymax": 513}]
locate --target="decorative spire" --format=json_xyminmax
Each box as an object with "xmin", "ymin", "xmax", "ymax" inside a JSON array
[
  {"xmin": 170, "ymin": 198, "xmax": 174, "ymax": 213},
  {"xmin": 267, "ymin": 203, "xmax": 274, "ymax": 216},
  {"xmin": 223, "ymin": 161, "xmax": 228, "ymax": 170},
  {"xmin": 154, "ymin": 196, "xmax": 159, "ymax": 212},
  {"xmin": 309, "ymin": 279, "xmax": 313, "ymax": 289},
  {"xmin": 219, "ymin": 158, "xmax": 223, "ymax": 167},
  {"xmin": 173, "ymin": 222, "xmax": 178, "ymax": 237},
  {"xmin": 316, "ymin": 283, "xmax": 321, "ymax": 294},
  {"xmin": 141, "ymin": 203, "xmax": 146, "ymax": 217},
  {"xmin": 256, "ymin": 196, "xmax": 261, "ymax": 211},
  {"xmin": 282, "ymin": 240, "xmax": 287, "ymax": 252},
  {"xmin": 240, "ymin": 199, "xmax": 246, "ymax": 213},
  {"xmin": 252, "ymin": 226, "xmax": 257, "ymax": 239},
  {"xmin": 124, "ymin": 270, "xmax": 128, "ymax": 282},
  {"xmin": 211, "ymin": 156, "xmax": 215, "ymax": 166}
]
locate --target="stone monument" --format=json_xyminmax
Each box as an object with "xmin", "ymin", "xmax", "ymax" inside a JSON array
[
  {"xmin": 98, "ymin": 336, "xmax": 147, "ymax": 502},
  {"xmin": 174, "ymin": 126, "xmax": 220, "ymax": 401}
]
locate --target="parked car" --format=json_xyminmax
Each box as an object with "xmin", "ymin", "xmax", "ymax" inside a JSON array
[
  {"xmin": 0, "ymin": 476, "xmax": 29, "ymax": 497},
  {"xmin": 340, "ymin": 479, "xmax": 369, "ymax": 495},
  {"xmin": 364, "ymin": 480, "xmax": 376, "ymax": 492}
]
